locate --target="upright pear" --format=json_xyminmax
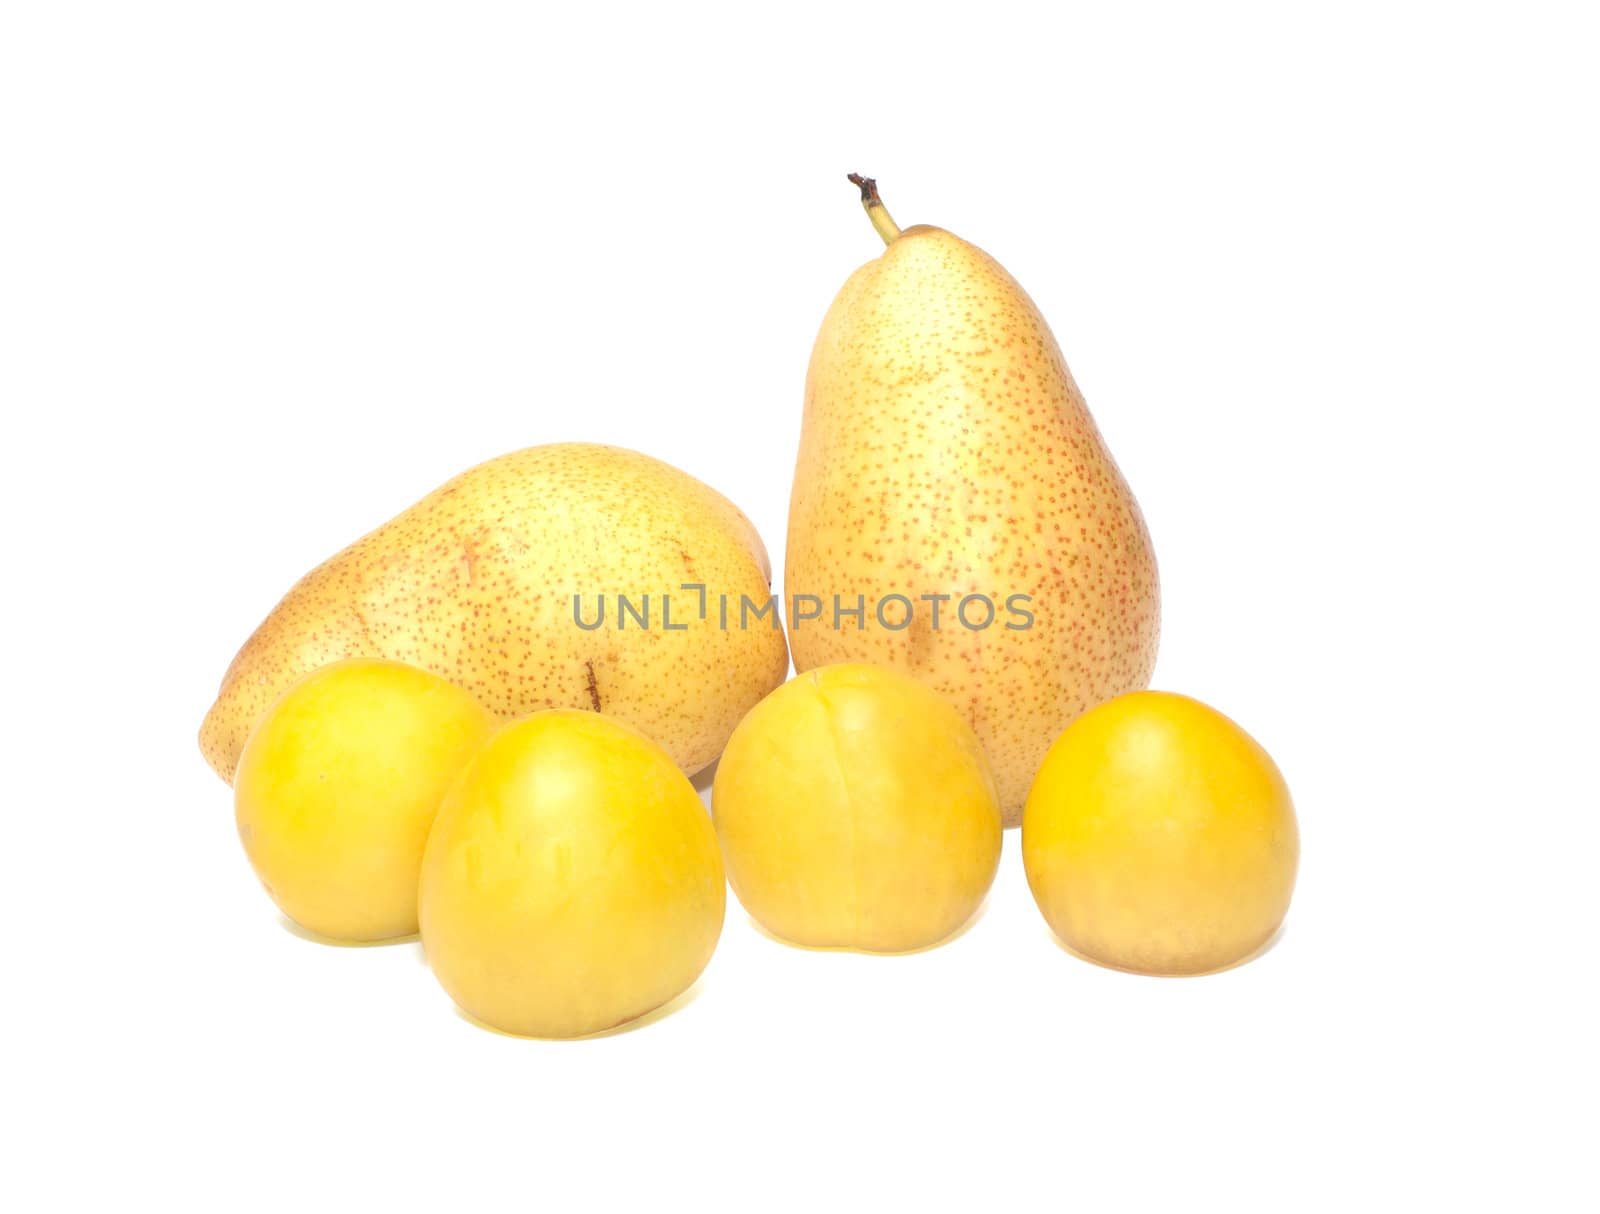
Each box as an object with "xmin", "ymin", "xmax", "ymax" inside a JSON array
[
  {"xmin": 201, "ymin": 443, "xmax": 789, "ymax": 785},
  {"xmin": 786, "ymin": 177, "xmax": 1159, "ymax": 824}
]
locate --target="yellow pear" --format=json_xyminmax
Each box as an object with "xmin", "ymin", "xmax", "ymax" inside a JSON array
[
  {"xmin": 786, "ymin": 177, "xmax": 1159, "ymax": 825},
  {"xmin": 201, "ymin": 443, "xmax": 789, "ymax": 784}
]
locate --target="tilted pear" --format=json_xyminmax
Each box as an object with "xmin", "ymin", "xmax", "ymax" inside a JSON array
[{"xmin": 201, "ymin": 443, "xmax": 789, "ymax": 784}]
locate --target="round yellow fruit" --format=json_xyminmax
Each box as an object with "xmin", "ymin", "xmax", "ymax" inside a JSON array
[
  {"xmin": 234, "ymin": 658, "xmax": 496, "ymax": 942},
  {"xmin": 1022, "ymin": 690, "xmax": 1299, "ymax": 975},
  {"xmin": 712, "ymin": 663, "xmax": 1003, "ymax": 953},
  {"xmin": 418, "ymin": 710, "xmax": 725, "ymax": 1038}
]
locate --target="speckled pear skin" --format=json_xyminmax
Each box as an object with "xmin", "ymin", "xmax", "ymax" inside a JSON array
[
  {"xmin": 201, "ymin": 443, "xmax": 790, "ymax": 785},
  {"xmin": 785, "ymin": 225, "xmax": 1159, "ymax": 825}
]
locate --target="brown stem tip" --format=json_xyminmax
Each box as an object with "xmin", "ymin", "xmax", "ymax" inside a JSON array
[
  {"xmin": 847, "ymin": 172, "xmax": 883, "ymax": 208},
  {"xmin": 846, "ymin": 172, "xmax": 902, "ymax": 246}
]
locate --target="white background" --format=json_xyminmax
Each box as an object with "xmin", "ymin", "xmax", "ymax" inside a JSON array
[{"xmin": 4, "ymin": 2, "xmax": 1596, "ymax": 1209}]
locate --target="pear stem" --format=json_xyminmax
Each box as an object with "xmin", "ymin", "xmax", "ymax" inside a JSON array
[{"xmin": 847, "ymin": 173, "xmax": 902, "ymax": 245}]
